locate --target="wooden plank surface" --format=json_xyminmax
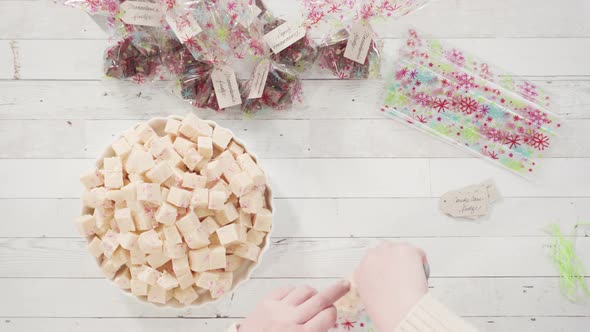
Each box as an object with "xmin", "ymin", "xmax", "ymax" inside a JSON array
[
  {"xmin": 2, "ymin": 0, "xmax": 590, "ymax": 331},
  {"xmin": 1, "ymin": 237, "xmax": 589, "ymax": 278},
  {"xmin": 2, "ymin": 197, "xmax": 589, "ymax": 238},
  {"xmin": 2, "ymin": 79, "xmax": 590, "ymax": 120},
  {"xmin": 1, "ymin": 278, "xmax": 588, "ymax": 317},
  {"xmin": 3, "ymin": 317, "xmax": 590, "ymax": 332},
  {"xmin": 0, "ymin": 118, "xmax": 588, "ymax": 159}
]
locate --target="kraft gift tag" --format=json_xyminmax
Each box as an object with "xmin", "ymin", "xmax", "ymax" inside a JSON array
[{"xmin": 440, "ymin": 180, "xmax": 499, "ymax": 219}]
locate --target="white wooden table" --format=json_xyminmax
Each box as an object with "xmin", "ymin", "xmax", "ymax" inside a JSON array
[{"xmin": 1, "ymin": 0, "xmax": 590, "ymax": 331}]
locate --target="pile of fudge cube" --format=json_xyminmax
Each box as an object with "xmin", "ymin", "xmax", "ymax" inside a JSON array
[{"xmin": 76, "ymin": 114, "xmax": 272, "ymax": 306}]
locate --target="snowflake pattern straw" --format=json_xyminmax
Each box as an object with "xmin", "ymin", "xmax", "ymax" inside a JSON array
[{"xmin": 381, "ymin": 29, "xmax": 563, "ymax": 175}]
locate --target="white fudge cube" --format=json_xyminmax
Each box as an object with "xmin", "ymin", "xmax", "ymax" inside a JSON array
[
  {"xmin": 239, "ymin": 189, "xmax": 265, "ymax": 214},
  {"xmin": 131, "ymin": 279, "xmax": 148, "ymax": 296},
  {"xmin": 100, "ymin": 230, "xmax": 119, "ymax": 258},
  {"xmin": 191, "ymin": 188, "xmax": 209, "ymax": 209},
  {"xmin": 228, "ymin": 141, "xmax": 245, "ymax": 158},
  {"xmin": 237, "ymin": 209, "xmax": 253, "ymax": 228},
  {"xmin": 138, "ymin": 265, "xmax": 162, "ymax": 286},
  {"xmin": 173, "ymin": 136, "xmax": 197, "ymax": 157},
  {"xmin": 80, "ymin": 170, "xmax": 104, "ymax": 189},
  {"xmin": 104, "ymin": 171, "xmax": 124, "ymax": 189},
  {"xmin": 183, "ymin": 148, "xmax": 203, "ymax": 171},
  {"xmin": 114, "ymin": 267, "xmax": 131, "ymax": 290},
  {"xmin": 198, "ymin": 136, "xmax": 213, "ymax": 158},
  {"xmin": 183, "ymin": 173, "xmax": 206, "ymax": 189},
  {"xmin": 112, "ymin": 137, "xmax": 132, "ymax": 157},
  {"xmin": 232, "ymin": 242, "xmax": 261, "ymax": 262},
  {"xmin": 157, "ymin": 271, "xmax": 179, "ymax": 290},
  {"xmin": 106, "ymin": 189, "xmax": 125, "ymax": 204},
  {"xmin": 167, "ymin": 187, "xmax": 191, "ymax": 208},
  {"xmin": 225, "ymin": 255, "xmax": 244, "ymax": 272},
  {"xmin": 164, "ymin": 241, "xmax": 187, "ymax": 259},
  {"xmin": 212, "ymin": 127, "xmax": 233, "ymax": 150},
  {"xmin": 195, "ymin": 207, "xmax": 215, "ymax": 219},
  {"xmin": 184, "ymin": 229, "xmax": 210, "ymax": 250},
  {"xmin": 209, "ymin": 245, "xmax": 227, "ymax": 270},
  {"xmin": 130, "ymin": 247, "xmax": 147, "ymax": 265},
  {"xmin": 149, "ymin": 137, "xmax": 170, "ymax": 160},
  {"xmin": 253, "ymin": 209, "xmax": 273, "ymax": 232},
  {"xmin": 146, "ymin": 162, "xmax": 174, "ymax": 184},
  {"xmin": 189, "ymin": 247, "xmax": 211, "ymax": 272},
  {"xmin": 216, "ymin": 224, "xmax": 247, "ymax": 247},
  {"xmin": 209, "ymin": 232, "xmax": 221, "ymax": 246},
  {"xmin": 76, "ymin": 214, "xmax": 97, "ymax": 236},
  {"xmin": 136, "ymin": 124, "xmax": 157, "ymax": 143},
  {"xmin": 237, "ymin": 154, "xmax": 265, "ymax": 185},
  {"xmin": 128, "ymin": 172, "xmax": 146, "ymax": 183},
  {"xmin": 247, "ymin": 229, "xmax": 266, "ymax": 246},
  {"xmin": 126, "ymin": 145, "xmax": 155, "ymax": 174},
  {"xmin": 195, "ymin": 271, "xmax": 219, "ymax": 289},
  {"xmin": 83, "ymin": 187, "xmax": 108, "ymax": 209},
  {"xmin": 148, "ymin": 285, "xmax": 173, "ymax": 304},
  {"xmin": 134, "ymin": 202, "xmax": 158, "ymax": 231},
  {"xmin": 162, "ymin": 167, "xmax": 185, "ymax": 188},
  {"xmin": 100, "ymin": 259, "xmax": 121, "ymax": 280},
  {"xmin": 210, "ymin": 272, "xmax": 233, "ymax": 299},
  {"xmin": 179, "ymin": 113, "xmax": 201, "ymax": 139},
  {"xmin": 174, "ymin": 286, "xmax": 199, "ymax": 305},
  {"xmin": 111, "ymin": 247, "xmax": 130, "ymax": 269},
  {"xmin": 165, "ymin": 118, "xmax": 182, "ymax": 135},
  {"xmin": 208, "ymin": 191, "xmax": 227, "ymax": 210},
  {"xmin": 203, "ymin": 160, "xmax": 223, "ymax": 183},
  {"xmin": 161, "ymin": 187, "xmax": 170, "ymax": 201},
  {"xmin": 209, "ymin": 179, "xmax": 231, "ymax": 198},
  {"xmin": 87, "ymin": 236, "xmax": 104, "ymax": 257},
  {"xmin": 229, "ymin": 171, "xmax": 254, "ymax": 197},
  {"xmin": 104, "ymin": 157, "xmax": 123, "ymax": 172},
  {"xmin": 180, "ymin": 114, "xmax": 213, "ymax": 138},
  {"xmin": 117, "ymin": 232, "xmax": 139, "ymax": 250},
  {"xmin": 123, "ymin": 129, "xmax": 141, "ymax": 146},
  {"xmin": 163, "ymin": 225, "xmax": 182, "ymax": 244},
  {"xmin": 137, "ymin": 183, "xmax": 162, "ymax": 204},
  {"xmin": 176, "ymin": 272, "xmax": 195, "ymax": 289},
  {"xmin": 221, "ymin": 158, "xmax": 242, "ymax": 183},
  {"xmin": 176, "ymin": 211, "xmax": 199, "ymax": 234},
  {"xmin": 215, "ymin": 202, "xmax": 240, "ymax": 226},
  {"xmin": 172, "ymin": 256, "xmax": 191, "ymax": 276},
  {"xmin": 155, "ymin": 203, "xmax": 178, "ymax": 225},
  {"xmin": 201, "ymin": 217, "xmax": 220, "ymax": 235},
  {"xmin": 114, "ymin": 208, "xmax": 135, "ymax": 233},
  {"xmin": 121, "ymin": 182, "xmax": 137, "ymax": 202},
  {"xmin": 138, "ymin": 229, "xmax": 162, "ymax": 254},
  {"xmin": 146, "ymin": 251, "xmax": 170, "ymax": 269}
]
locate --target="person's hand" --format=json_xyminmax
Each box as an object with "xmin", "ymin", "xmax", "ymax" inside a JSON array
[
  {"xmin": 354, "ymin": 242, "xmax": 429, "ymax": 331},
  {"xmin": 238, "ymin": 280, "xmax": 351, "ymax": 332}
]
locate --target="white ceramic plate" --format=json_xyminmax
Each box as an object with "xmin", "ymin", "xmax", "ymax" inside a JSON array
[{"xmin": 80, "ymin": 114, "xmax": 273, "ymax": 307}]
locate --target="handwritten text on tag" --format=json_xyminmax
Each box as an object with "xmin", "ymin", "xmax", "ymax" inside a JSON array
[
  {"xmin": 264, "ymin": 21, "xmax": 306, "ymax": 54},
  {"xmin": 120, "ymin": 1, "xmax": 163, "ymax": 27},
  {"xmin": 211, "ymin": 66, "xmax": 242, "ymax": 109},
  {"xmin": 248, "ymin": 60, "xmax": 270, "ymax": 99},
  {"xmin": 344, "ymin": 21, "xmax": 375, "ymax": 64}
]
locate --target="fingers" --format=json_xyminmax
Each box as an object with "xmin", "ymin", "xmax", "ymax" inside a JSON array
[
  {"xmin": 297, "ymin": 280, "xmax": 350, "ymax": 322},
  {"xmin": 304, "ymin": 306, "xmax": 337, "ymax": 332},
  {"xmin": 284, "ymin": 285, "xmax": 318, "ymax": 306},
  {"xmin": 267, "ymin": 285, "xmax": 296, "ymax": 301}
]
